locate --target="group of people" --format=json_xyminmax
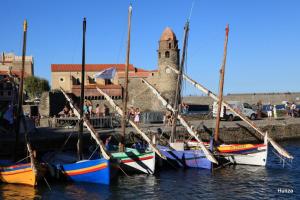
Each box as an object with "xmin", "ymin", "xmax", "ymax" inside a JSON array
[
  {"xmin": 285, "ymin": 102, "xmax": 298, "ymax": 117},
  {"xmin": 263, "ymin": 101, "xmax": 298, "ymax": 119},
  {"xmin": 128, "ymin": 106, "xmax": 141, "ymax": 124},
  {"xmin": 58, "ymin": 105, "xmax": 74, "ymax": 118}
]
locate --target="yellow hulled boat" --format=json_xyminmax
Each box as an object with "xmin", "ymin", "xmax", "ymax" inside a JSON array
[{"xmin": 0, "ymin": 162, "xmax": 36, "ymax": 186}]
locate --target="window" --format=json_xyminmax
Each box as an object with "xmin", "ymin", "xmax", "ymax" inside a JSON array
[
  {"xmin": 88, "ymin": 76, "xmax": 95, "ymax": 84},
  {"xmin": 0, "ymin": 91, "xmax": 3, "ymax": 96},
  {"xmin": 105, "ymin": 79, "xmax": 112, "ymax": 85},
  {"xmin": 59, "ymin": 77, "xmax": 64, "ymax": 82},
  {"xmin": 7, "ymin": 91, "xmax": 11, "ymax": 96},
  {"xmin": 169, "ymin": 43, "xmax": 171, "ymax": 49},
  {"xmin": 243, "ymin": 103, "xmax": 252, "ymax": 109},
  {"xmin": 165, "ymin": 51, "xmax": 170, "ymax": 58},
  {"xmin": 158, "ymin": 52, "xmax": 161, "ymax": 58}
]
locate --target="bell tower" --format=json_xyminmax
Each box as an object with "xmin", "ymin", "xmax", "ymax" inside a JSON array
[{"xmin": 157, "ymin": 27, "xmax": 180, "ymax": 105}]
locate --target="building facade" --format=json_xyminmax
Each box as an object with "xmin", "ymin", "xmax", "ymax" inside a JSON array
[
  {"xmin": 0, "ymin": 52, "xmax": 34, "ymax": 104},
  {"xmin": 0, "ymin": 52, "xmax": 34, "ymax": 76},
  {"xmin": 50, "ymin": 27, "xmax": 180, "ymax": 111}
]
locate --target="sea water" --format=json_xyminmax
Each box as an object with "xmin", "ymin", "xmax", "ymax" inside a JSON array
[{"xmin": 0, "ymin": 140, "xmax": 299, "ymax": 200}]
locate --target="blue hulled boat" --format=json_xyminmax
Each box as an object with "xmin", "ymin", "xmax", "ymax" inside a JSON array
[{"xmin": 157, "ymin": 145, "xmax": 211, "ymax": 170}]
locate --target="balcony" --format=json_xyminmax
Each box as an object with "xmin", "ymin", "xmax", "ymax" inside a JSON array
[{"xmin": 71, "ymin": 84, "xmax": 122, "ymax": 100}]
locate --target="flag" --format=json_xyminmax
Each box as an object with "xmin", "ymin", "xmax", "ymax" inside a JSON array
[{"xmin": 94, "ymin": 67, "xmax": 116, "ymax": 80}]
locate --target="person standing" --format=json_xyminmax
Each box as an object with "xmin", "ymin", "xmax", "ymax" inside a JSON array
[
  {"xmin": 134, "ymin": 108, "xmax": 141, "ymax": 125},
  {"xmin": 267, "ymin": 103, "xmax": 273, "ymax": 119},
  {"xmin": 291, "ymin": 102, "xmax": 297, "ymax": 117}
]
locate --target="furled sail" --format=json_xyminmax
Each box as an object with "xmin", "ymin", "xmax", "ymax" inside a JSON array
[
  {"xmin": 141, "ymin": 78, "xmax": 218, "ymax": 164},
  {"xmin": 167, "ymin": 67, "xmax": 293, "ymax": 160}
]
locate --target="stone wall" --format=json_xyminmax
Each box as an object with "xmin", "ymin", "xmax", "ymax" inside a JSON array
[
  {"xmin": 183, "ymin": 92, "xmax": 300, "ymax": 106},
  {"xmin": 119, "ymin": 77, "xmax": 165, "ymax": 111}
]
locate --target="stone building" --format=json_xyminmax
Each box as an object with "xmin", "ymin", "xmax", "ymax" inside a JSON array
[
  {"xmin": 50, "ymin": 27, "xmax": 180, "ymax": 112},
  {"xmin": 0, "ymin": 52, "xmax": 34, "ymax": 76},
  {"xmin": 0, "ymin": 52, "xmax": 33, "ymax": 104}
]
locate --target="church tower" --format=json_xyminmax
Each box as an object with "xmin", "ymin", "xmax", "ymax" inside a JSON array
[{"xmin": 157, "ymin": 27, "xmax": 180, "ymax": 105}]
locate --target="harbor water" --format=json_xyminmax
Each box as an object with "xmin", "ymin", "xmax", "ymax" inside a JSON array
[{"xmin": 0, "ymin": 140, "xmax": 299, "ymax": 200}]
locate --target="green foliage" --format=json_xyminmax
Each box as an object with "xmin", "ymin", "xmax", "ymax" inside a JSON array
[{"xmin": 24, "ymin": 76, "xmax": 50, "ymax": 98}]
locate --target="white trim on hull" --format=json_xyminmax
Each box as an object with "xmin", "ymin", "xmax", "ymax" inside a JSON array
[{"xmin": 223, "ymin": 145, "xmax": 268, "ymax": 166}]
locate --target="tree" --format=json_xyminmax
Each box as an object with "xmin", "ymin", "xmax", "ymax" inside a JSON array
[{"xmin": 24, "ymin": 76, "xmax": 50, "ymax": 99}]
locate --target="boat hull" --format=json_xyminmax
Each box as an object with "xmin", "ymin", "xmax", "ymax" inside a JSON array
[
  {"xmin": 219, "ymin": 144, "xmax": 268, "ymax": 166},
  {"xmin": 112, "ymin": 149, "xmax": 155, "ymax": 174},
  {"xmin": 59, "ymin": 158, "xmax": 113, "ymax": 185},
  {"xmin": 157, "ymin": 145, "xmax": 211, "ymax": 169},
  {"xmin": 0, "ymin": 163, "xmax": 36, "ymax": 186}
]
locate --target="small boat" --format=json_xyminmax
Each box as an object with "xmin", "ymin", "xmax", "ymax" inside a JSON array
[
  {"xmin": 187, "ymin": 133, "xmax": 268, "ymax": 166},
  {"xmin": 44, "ymin": 18, "xmax": 116, "ymax": 185},
  {"xmin": 95, "ymin": 5, "xmax": 166, "ymax": 175},
  {"xmin": 216, "ymin": 134, "xmax": 268, "ymax": 166},
  {"xmin": 0, "ymin": 20, "xmax": 45, "ymax": 186},
  {"xmin": 111, "ymin": 147, "xmax": 155, "ymax": 174},
  {"xmin": 158, "ymin": 142, "xmax": 212, "ymax": 170},
  {"xmin": 0, "ymin": 161, "xmax": 36, "ymax": 186},
  {"xmin": 43, "ymin": 153, "xmax": 117, "ymax": 185},
  {"xmin": 143, "ymin": 20, "xmax": 218, "ymax": 170}
]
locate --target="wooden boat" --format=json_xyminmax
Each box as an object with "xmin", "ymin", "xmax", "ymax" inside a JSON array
[
  {"xmin": 95, "ymin": 5, "xmax": 166, "ymax": 175},
  {"xmin": 187, "ymin": 134, "xmax": 268, "ymax": 166},
  {"xmin": 112, "ymin": 148, "xmax": 155, "ymax": 174},
  {"xmin": 0, "ymin": 20, "xmax": 44, "ymax": 186},
  {"xmin": 157, "ymin": 144, "xmax": 211, "ymax": 169},
  {"xmin": 141, "ymin": 20, "xmax": 218, "ymax": 170},
  {"xmin": 164, "ymin": 23, "xmax": 293, "ymax": 166},
  {"xmin": 0, "ymin": 161, "xmax": 36, "ymax": 186},
  {"xmin": 43, "ymin": 152, "xmax": 116, "ymax": 184},
  {"xmin": 44, "ymin": 18, "xmax": 116, "ymax": 185}
]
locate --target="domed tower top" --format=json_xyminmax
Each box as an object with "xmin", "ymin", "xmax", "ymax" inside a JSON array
[
  {"xmin": 157, "ymin": 27, "xmax": 180, "ymax": 105},
  {"xmin": 160, "ymin": 27, "xmax": 177, "ymax": 41}
]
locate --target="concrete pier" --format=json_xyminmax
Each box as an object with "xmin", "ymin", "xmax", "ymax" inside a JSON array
[{"xmin": 1, "ymin": 116, "xmax": 300, "ymax": 157}]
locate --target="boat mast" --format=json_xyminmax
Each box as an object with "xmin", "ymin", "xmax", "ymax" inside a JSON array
[
  {"xmin": 170, "ymin": 21, "xmax": 190, "ymax": 143},
  {"xmin": 14, "ymin": 20, "xmax": 27, "ymax": 161},
  {"xmin": 120, "ymin": 5, "xmax": 132, "ymax": 152},
  {"xmin": 214, "ymin": 24, "xmax": 229, "ymax": 143},
  {"xmin": 78, "ymin": 17, "xmax": 86, "ymax": 160}
]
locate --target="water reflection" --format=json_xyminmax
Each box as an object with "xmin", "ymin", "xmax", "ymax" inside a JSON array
[{"xmin": 0, "ymin": 184, "xmax": 37, "ymax": 200}]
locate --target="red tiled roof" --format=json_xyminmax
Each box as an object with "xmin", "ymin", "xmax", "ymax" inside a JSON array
[{"xmin": 51, "ymin": 64, "xmax": 136, "ymax": 72}]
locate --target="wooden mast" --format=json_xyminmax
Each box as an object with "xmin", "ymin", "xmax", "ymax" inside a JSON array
[
  {"xmin": 120, "ymin": 4, "xmax": 132, "ymax": 152},
  {"xmin": 78, "ymin": 17, "xmax": 86, "ymax": 160},
  {"xmin": 214, "ymin": 24, "xmax": 229, "ymax": 142},
  {"xmin": 170, "ymin": 21, "xmax": 190, "ymax": 143},
  {"xmin": 167, "ymin": 67, "xmax": 293, "ymax": 159},
  {"xmin": 14, "ymin": 20, "xmax": 27, "ymax": 161}
]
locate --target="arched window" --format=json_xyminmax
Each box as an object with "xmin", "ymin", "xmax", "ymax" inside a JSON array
[
  {"xmin": 158, "ymin": 52, "xmax": 161, "ymax": 58},
  {"xmin": 165, "ymin": 51, "xmax": 170, "ymax": 58}
]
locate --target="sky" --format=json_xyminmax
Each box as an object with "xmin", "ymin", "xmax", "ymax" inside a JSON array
[{"xmin": 1, "ymin": 0, "xmax": 300, "ymax": 96}]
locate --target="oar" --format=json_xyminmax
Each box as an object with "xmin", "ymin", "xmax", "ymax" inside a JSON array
[
  {"xmin": 96, "ymin": 87, "xmax": 167, "ymax": 160},
  {"xmin": 141, "ymin": 78, "xmax": 218, "ymax": 164},
  {"xmin": 60, "ymin": 88, "xmax": 111, "ymax": 160},
  {"xmin": 167, "ymin": 67, "xmax": 293, "ymax": 160}
]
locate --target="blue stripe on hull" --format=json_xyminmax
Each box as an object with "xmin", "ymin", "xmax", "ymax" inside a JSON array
[{"xmin": 60, "ymin": 159, "xmax": 110, "ymax": 185}]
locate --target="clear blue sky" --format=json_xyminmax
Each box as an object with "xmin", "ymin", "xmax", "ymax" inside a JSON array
[{"xmin": 1, "ymin": 0, "xmax": 300, "ymax": 95}]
